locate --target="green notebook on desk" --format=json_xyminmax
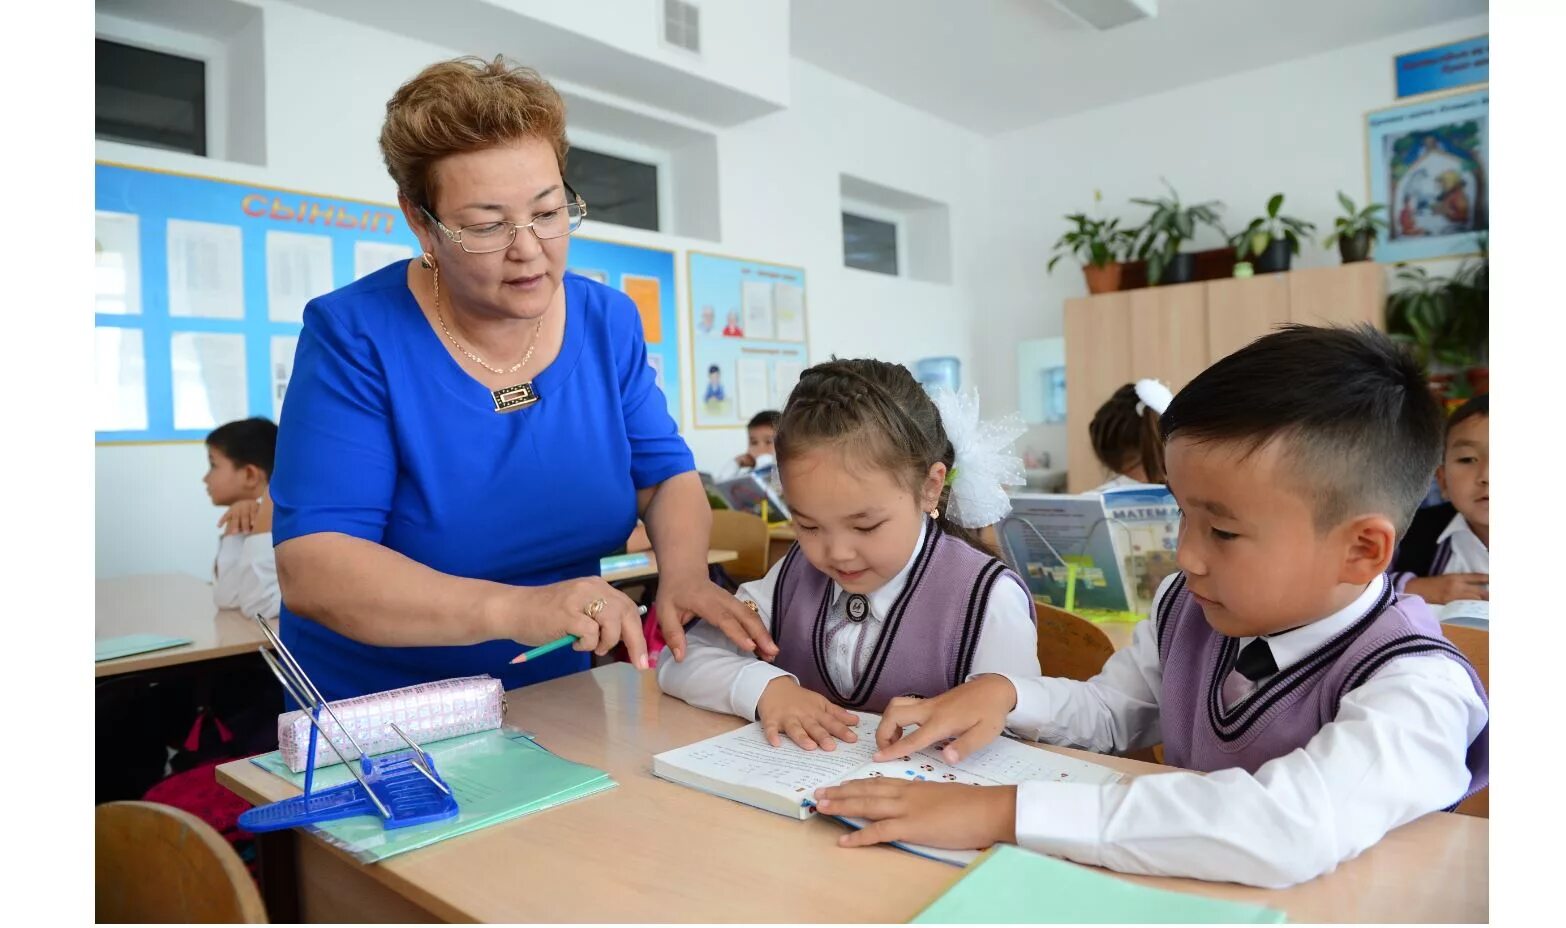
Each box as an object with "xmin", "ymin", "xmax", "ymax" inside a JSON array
[
  {"xmin": 912, "ymin": 844, "xmax": 1286, "ymax": 924},
  {"xmin": 95, "ymin": 633, "xmax": 193, "ymax": 661},
  {"xmin": 250, "ymin": 728, "xmax": 615, "ymax": 863}
]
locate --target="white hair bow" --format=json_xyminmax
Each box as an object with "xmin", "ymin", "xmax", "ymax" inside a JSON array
[
  {"xmin": 1134, "ymin": 378, "xmax": 1174, "ymax": 417},
  {"xmin": 928, "ymin": 386, "xmax": 1027, "ymax": 529}
]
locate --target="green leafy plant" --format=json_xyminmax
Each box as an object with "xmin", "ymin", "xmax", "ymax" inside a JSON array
[
  {"xmin": 1322, "ymin": 191, "xmax": 1388, "ymax": 248},
  {"xmin": 1046, "ymin": 191, "xmax": 1136, "ymax": 273},
  {"xmin": 1385, "ymin": 238, "xmax": 1488, "ymax": 371},
  {"xmin": 1229, "ymin": 193, "xmax": 1316, "ymax": 259},
  {"xmin": 1129, "ymin": 180, "xmax": 1224, "ymax": 284}
]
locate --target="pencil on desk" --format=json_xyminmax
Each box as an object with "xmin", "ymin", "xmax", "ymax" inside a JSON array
[{"xmin": 511, "ymin": 605, "xmax": 648, "ymax": 664}]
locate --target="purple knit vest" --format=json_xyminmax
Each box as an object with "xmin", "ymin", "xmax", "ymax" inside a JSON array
[
  {"xmin": 770, "ymin": 520, "xmax": 1029, "ymax": 713},
  {"xmin": 1156, "ymin": 573, "xmax": 1488, "ymax": 805}
]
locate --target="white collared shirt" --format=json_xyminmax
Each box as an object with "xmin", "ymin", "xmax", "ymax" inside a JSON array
[
  {"xmin": 213, "ymin": 531, "xmax": 281, "ymax": 619},
  {"xmin": 657, "ymin": 521, "xmax": 1040, "ymax": 720},
  {"xmin": 1437, "ymin": 512, "xmax": 1490, "ymax": 575},
  {"xmin": 986, "ymin": 573, "xmax": 1488, "ymax": 888}
]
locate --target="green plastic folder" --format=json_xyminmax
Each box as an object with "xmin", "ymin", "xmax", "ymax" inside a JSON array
[
  {"xmin": 912, "ymin": 844, "xmax": 1287, "ymax": 924},
  {"xmin": 249, "ymin": 728, "xmax": 615, "ymax": 863},
  {"xmin": 95, "ymin": 633, "xmax": 193, "ymax": 662}
]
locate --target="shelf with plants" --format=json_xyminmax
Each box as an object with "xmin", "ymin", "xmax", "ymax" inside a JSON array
[{"xmin": 1385, "ymin": 238, "xmax": 1488, "ymax": 402}]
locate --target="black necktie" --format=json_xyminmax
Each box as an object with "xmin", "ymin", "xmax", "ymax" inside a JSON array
[{"xmin": 1235, "ymin": 638, "xmax": 1279, "ymax": 683}]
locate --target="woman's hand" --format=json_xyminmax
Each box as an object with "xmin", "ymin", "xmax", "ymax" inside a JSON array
[
  {"xmin": 654, "ymin": 573, "xmax": 778, "ymax": 662},
  {"xmin": 503, "ymin": 578, "xmax": 649, "ymax": 669},
  {"xmin": 757, "ymin": 677, "xmax": 859, "ymax": 750}
]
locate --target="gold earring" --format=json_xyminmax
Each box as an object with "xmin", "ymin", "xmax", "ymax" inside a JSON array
[
  {"xmin": 929, "ymin": 508, "xmax": 940, "ymax": 520},
  {"xmin": 419, "ymin": 252, "xmax": 436, "ymax": 270}
]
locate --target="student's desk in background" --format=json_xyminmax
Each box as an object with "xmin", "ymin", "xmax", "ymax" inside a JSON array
[
  {"xmin": 216, "ymin": 664, "xmax": 1487, "ymax": 923},
  {"xmin": 95, "ymin": 573, "xmax": 275, "ymax": 677},
  {"xmin": 766, "ymin": 522, "xmax": 795, "ymax": 569},
  {"xmin": 600, "ymin": 549, "xmax": 738, "ymax": 586}
]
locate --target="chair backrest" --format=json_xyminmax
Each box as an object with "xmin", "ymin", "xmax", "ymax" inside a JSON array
[
  {"xmin": 96, "ymin": 800, "xmax": 267, "ymax": 923},
  {"xmin": 1440, "ymin": 622, "xmax": 1489, "ymax": 819},
  {"xmin": 710, "ymin": 510, "xmax": 771, "ymax": 583},
  {"xmin": 1033, "ymin": 598, "xmax": 1116, "ymax": 682}
]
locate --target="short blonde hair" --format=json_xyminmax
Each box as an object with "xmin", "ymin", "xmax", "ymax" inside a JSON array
[{"xmin": 379, "ymin": 55, "xmax": 569, "ymax": 210}]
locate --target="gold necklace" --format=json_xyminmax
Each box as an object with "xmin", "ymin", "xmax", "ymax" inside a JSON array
[{"xmin": 431, "ymin": 264, "xmax": 543, "ymax": 376}]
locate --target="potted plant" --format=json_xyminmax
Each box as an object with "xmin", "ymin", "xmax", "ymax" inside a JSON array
[
  {"xmin": 1229, "ymin": 194, "xmax": 1316, "ymax": 274},
  {"xmin": 1130, "ymin": 180, "xmax": 1224, "ymax": 286},
  {"xmin": 1385, "ymin": 241, "xmax": 1488, "ymax": 399},
  {"xmin": 1322, "ymin": 192, "xmax": 1388, "ymax": 263},
  {"xmin": 1046, "ymin": 195, "xmax": 1136, "ymax": 294}
]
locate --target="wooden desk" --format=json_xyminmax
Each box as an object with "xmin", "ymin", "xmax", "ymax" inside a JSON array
[
  {"xmin": 217, "ymin": 665, "xmax": 1487, "ymax": 923},
  {"xmin": 601, "ymin": 549, "xmax": 738, "ymax": 585},
  {"xmin": 96, "ymin": 573, "xmax": 275, "ymax": 677}
]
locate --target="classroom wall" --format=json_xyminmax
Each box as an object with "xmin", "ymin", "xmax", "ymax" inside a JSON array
[
  {"xmin": 95, "ymin": 0, "xmax": 991, "ymax": 578},
  {"xmin": 974, "ymin": 15, "xmax": 1488, "ymax": 472}
]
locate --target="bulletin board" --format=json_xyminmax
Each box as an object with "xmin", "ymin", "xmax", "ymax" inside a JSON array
[
  {"xmin": 567, "ymin": 237, "xmax": 682, "ymax": 426},
  {"xmin": 95, "ymin": 161, "xmax": 686, "ymax": 441},
  {"xmin": 687, "ymin": 251, "xmax": 809, "ymax": 429},
  {"xmin": 94, "ymin": 161, "xmax": 419, "ymax": 442}
]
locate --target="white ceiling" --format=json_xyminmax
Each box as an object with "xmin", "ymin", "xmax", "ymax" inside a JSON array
[{"xmin": 790, "ymin": 0, "xmax": 1487, "ymax": 135}]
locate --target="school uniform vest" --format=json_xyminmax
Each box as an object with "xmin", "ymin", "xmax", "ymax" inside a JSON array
[
  {"xmin": 1155, "ymin": 573, "xmax": 1488, "ymax": 806},
  {"xmin": 770, "ymin": 520, "xmax": 1028, "ymax": 713}
]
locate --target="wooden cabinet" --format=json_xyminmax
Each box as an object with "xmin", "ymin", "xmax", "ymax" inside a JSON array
[{"xmin": 1064, "ymin": 262, "xmax": 1385, "ymax": 492}]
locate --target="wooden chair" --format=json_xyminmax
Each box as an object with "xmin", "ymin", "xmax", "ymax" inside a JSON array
[
  {"xmin": 1441, "ymin": 622, "xmax": 1490, "ymax": 819},
  {"xmin": 709, "ymin": 510, "xmax": 771, "ymax": 584},
  {"xmin": 1033, "ymin": 598, "xmax": 1116, "ymax": 683},
  {"xmin": 1033, "ymin": 597, "xmax": 1165, "ymax": 764},
  {"xmin": 96, "ymin": 800, "xmax": 267, "ymax": 923}
]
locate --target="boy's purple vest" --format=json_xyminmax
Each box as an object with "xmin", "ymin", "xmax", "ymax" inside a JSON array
[
  {"xmin": 1156, "ymin": 572, "xmax": 1488, "ymax": 806},
  {"xmin": 770, "ymin": 521, "xmax": 1029, "ymax": 713}
]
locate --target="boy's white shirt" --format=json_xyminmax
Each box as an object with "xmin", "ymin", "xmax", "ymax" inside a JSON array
[
  {"xmin": 657, "ymin": 520, "xmax": 1041, "ymax": 719},
  {"xmin": 1438, "ymin": 512, "xmax": 1490, "ymax": 575},
  {"xmin": 213, "ymin": 530, "xmax": 280, "ymax": 619},
  {"xmin": 985, "ymin": 573, "xmax": 1488, "ymax": 888}
]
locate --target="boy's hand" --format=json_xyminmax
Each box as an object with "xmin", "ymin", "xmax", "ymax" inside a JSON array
[
  {"xmin": 757, "ymin": 677, "xmax": 859, "ymax": 751},
  {"xmin": 1405, "ymin": 573, "xmax": 1488, "ymax": 605},
  {"xmin": 219, "ymin": 499, "xmax": 264, "ymax": 536},
  {"xmin": 872, "ymin": 675, "xmax": 1018, "ymax": 764},
  {"xmin": 814, "ymin": 780, "xmax": 1017, "ymax": 850},
  {"xmin": 737, "ymin": 453, "xmax": 756, "ymax": 468}
]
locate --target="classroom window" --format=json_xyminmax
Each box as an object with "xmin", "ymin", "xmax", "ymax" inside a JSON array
[
  {"xmin": 96, "ymin": 38, "xmax": 208, "ymax": 156},
  {"xmin": 842, "ymin": 212, "xmax": 901, "ymax": 276},
  {"xmin": 567, "ymin": 147, "xmax": 662, "ymax": 233}
]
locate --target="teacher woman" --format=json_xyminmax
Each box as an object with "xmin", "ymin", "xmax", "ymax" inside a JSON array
[{"xmin": 271, "ymin": 56, "xmax": 776, "ymax": 701}]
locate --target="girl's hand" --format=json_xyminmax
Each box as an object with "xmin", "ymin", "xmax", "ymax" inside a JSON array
[
  {"xmin": 757, "ymin": 678, "xmax": 860, "ymax": 750},
  {"xmin": 1405, "ymin": 573, "xmax": 1489, "ymax": 605}
]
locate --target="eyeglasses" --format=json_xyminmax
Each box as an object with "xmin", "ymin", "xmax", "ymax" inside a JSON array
[{"xmin": 421, "ymin": 187, "xmax": 588, "ymax": 254}]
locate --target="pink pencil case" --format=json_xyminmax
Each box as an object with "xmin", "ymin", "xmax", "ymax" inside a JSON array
[{"xmin": 277, "ymin": 675, "xmax": 505, "ymax": 772}]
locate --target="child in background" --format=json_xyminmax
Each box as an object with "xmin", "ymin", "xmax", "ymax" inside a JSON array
[
  {"xmin": 814, "ymin": 326, "xmax": 1487, "ymax": 888},
  {"xmin": 1392, "ymin": 394, "xmax": 1488, "ymax": 604},
  {"xmin": 204, "ymin": 417, "xmax": 281, "ymax": 619},
  {"xmin": 1087, "ymin": 379, "xmax": 1172, "ymax": 492},
  {"xmin": 660, "ymin": 359, "xmax": 1039, "ymax": 750},
  {"xmin": 713, "ymin": 410, "xmax": 781, "ymax": 481}
]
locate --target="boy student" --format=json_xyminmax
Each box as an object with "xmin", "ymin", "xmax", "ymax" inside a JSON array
[
  {"xmin": 813, "ymin": 325, "xmax": 1488, "ymax": 889},
  {"xmin": 1392, "ymin": 394, "xmax": 1488, "ymax": 604},
  {"xmin": 204, "ymin": 417, "xmax": 281, "ymax": 619},
  {"xmin": 714, "ymin": 410, "xmax": 781, "ymax": 481}
]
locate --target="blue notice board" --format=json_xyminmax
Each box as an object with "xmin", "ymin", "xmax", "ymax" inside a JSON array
[
  {"xmin": 566, "ymin": 237, "xmax": 682, "ymax": 426},
  {"xmin": 1395, "ymin": 35, "xmax": 1487, "ymax": 98},
  {"xmin": 94, "ymin": 161, "xmax": 419, "ymax": 442}
]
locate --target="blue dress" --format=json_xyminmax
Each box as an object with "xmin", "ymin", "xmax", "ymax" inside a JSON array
[{"xmin": 271, "ymin": 263, "xmax": 694, "ymax": 701}]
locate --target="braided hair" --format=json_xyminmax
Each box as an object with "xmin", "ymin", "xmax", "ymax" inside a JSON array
[
  {"xmin": 1088, "ymin": 383, "xmax": 1166, "ymax": 485},
  {"xmin": 775, "ymin": 358, "xmax": 990, "ymax": 554}
]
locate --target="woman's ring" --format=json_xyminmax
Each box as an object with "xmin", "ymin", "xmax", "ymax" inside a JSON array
[{"xmin": 585, "ymin": 598, "xmax": 607, "ymax": 619}]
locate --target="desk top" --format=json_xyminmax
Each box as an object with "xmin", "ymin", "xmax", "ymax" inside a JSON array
[
  {"xmin": 217, "ymin": 665, "xmax": 1486, "ymax": 923},
  {"xmin": 95, "ymin": 573, "xmax": 273, "ymax": 677},
  {"xmin": 601, "ymin": 549, "xmax": 738, "ymax": 585},
  {"xmin": 768, "ymin": 523, "xmax": 796, "ymax": 541}
]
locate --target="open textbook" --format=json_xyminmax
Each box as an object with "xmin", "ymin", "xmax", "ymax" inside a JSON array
[
  {"xmin": 705, "ymin": 469, "xmax": 791, "ymax": 523},
  {"xmin": 652, "ymin": 713, "xmax": 1123, "ymax": 865},
  {"xmin": 997, "ymin": 485, "xmax": 1180, "ymax": 615}
]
